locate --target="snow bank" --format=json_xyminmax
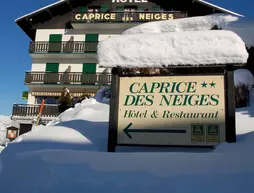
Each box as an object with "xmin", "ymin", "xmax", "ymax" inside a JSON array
[
  {"xmin": 48, "ymin": 98, "xmax": 109, "ymax": 125},
  {"xmin": 98, "ymin": 30, "xmax": 248, "ymax": 67},
  {"xmin": 234, "ymin": 69, "xmax": 254, "ymax": 88},
  {"xmin": 0, "ymin": 94, "xmax": 254, "ymax": 192},
  {"xmin": 1, "ymin": 143, "xmax": 254, "ymax": 193},
  {"xmin": 122, "ymin": 13, "xmax": 254, "ymax": 48},
  {"xmin": 1, "ymin": 90, "xmax": 254, "ymax": 193},
  {"xmin": 2, "ymin": 98, "xmax": 110, "ymax": 154}
]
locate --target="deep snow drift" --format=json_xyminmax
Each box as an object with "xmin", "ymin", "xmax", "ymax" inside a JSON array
[
  {"xmin": 98, "ymin": 30, "xmax": 248, "ymax": 67},
  {"xmin": 0, "ymin": 95, "xmax": 254, "ymax": 193},
  {"xmin": 122, "ymin": 13, "xmax": 254, "ymax": 48}
]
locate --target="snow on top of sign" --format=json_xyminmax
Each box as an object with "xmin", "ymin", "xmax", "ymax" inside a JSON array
[
  {"xmin": 97, "ymin": 30, "xmax": 249, "ymax": 68},
  {"xmin": 122, "ymin": 13, "xmax": 254, "ymax": 48}
]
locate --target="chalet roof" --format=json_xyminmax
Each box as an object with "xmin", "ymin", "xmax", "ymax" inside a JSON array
[
  {"xmin": 196, "ymin": 0, "xmax": 243, "ymax": 17},
  {"xmin": 15, "ymin": 0, "xmax": 244, "ymax": 40}
]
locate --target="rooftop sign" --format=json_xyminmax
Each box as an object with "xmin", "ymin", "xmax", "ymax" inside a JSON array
[{"xmin": 73, "ymin": 12, "xmax": 187, "ymax": 23}]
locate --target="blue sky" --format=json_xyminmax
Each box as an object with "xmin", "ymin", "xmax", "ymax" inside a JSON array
[{"xmin": 0, "ymin": 0, "xmax": 253, "ymax": 115}]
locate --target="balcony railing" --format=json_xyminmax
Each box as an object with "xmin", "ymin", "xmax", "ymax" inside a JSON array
[
  {"xmin": 29, "ymin": 41, "xmax": 98, "ymax": 53},
  {"xmin": 72, "ymin": 11, "xmax": 187, "ymax": 23},
  {"xmin": 12, "ymin": 104, "xmax": 59, "ymax": 119},
  {"xmin": 25, "ymin": 72, "xmax": 111, "ymax": 85}
]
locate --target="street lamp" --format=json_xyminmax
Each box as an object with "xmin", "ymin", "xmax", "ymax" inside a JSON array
[{"xmin": 6, "ymin": 126, "xmax": 19, "ymax": 142}]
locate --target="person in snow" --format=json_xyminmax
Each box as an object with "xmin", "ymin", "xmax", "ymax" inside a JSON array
[{"xmin": 58, "ymin": 87, "xmax": 74, "ymax": 113}]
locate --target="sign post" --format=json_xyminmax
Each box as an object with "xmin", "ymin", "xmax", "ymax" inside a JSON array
[{"xmin": 108, "ymin": 66, "xmax": 236, "ymax": 152}]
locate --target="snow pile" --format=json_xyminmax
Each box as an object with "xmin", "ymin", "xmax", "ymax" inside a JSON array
[
  {"xmin": 47, "ymin": 98, "xmax": 109, "ymax": 126},
  {"xmin": 122, "ymin": 13, "xmax": 254, "ymax": 48},
  {"xmin": 98, "ymin": 30, "xmax": 248, "ymax": 67},
  {"xmin": 234, "ymin": 68, "xmax": 254, "ymax": 88},
  {"xmin": 4, "ymin": 98, "xmax": 109, "ymax": 154}
]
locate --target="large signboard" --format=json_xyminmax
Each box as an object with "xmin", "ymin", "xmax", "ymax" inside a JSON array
[{"xmin": 116, "ymin": 75, "xmax": 226, "ymax": 146}]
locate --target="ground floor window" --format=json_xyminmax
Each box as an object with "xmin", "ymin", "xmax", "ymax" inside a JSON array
[{"xmin": 35, "ymin": 96, "xmax": 60, "ymax": 105}]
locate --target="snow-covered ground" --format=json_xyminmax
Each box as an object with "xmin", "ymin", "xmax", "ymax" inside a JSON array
[{"xmin": 0, "ymin": 94, "xmax": 253, "ymax": 193}]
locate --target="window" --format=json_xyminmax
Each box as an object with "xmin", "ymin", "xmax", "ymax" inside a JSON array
[{"xmin": 35, "ymin": 96, "xmax": 59, "ymax": 105}]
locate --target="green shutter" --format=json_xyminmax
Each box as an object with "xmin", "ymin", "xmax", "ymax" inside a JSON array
[
  {"xmin": 101, "ymin": 5, "xmax": 109, "ymax": 12},
  {"xmin": 80, "ymin": 6, "xmax": 88, "ymax": 12},
  {"xmin": 82, "ymin": 64, "xmax": 97, "ymax": 84},
  {"xmin": 44, "ymin": 63, "xmax": 59, "ymax": 84},
  {"xmin": 85, "ymin": 34, "xmax": 99, "ymax": 42},
  {"xmin": 48, "ymin": 34, "xmax": 62, "ymax": 52},
  {"xmin": 82, "ymin": 63, "xmax": 96, "ymax": 73},
  {"xmin": 85, "ymin": 34, "xmax": 98, "ymax": 53},
  {"xmin": 46, "ymin": 63, "xmax": 59, "ymax": 72},
  {"xmin": 49, "ymin": 34, "xmax": 62, "ymax": 42}
]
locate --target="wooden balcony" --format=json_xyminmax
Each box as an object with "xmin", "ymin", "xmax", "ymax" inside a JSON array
[
  {"xmin": 25, "ymin": 72, "xmax": 112, "ymax": 85},
  {"xmin": 29, "ymin": 41, "xmax": 98, "ymax": 54},
  {"xmin": 11, "ymin": 104, "xmax": 59, "ymax": 120}
]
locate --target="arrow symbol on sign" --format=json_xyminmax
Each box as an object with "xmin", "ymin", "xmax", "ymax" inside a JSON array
[{"xmin": 123, "ymin": 123, "xmax": 186, "ymax": 139}]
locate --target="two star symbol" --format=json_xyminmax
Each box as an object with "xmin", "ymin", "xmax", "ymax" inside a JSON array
[{"xmin": 201, "ymin": 81, "xmax": 216, "ymax": 88}]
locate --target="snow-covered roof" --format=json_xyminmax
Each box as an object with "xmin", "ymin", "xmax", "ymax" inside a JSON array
[{"xmin": 98, "ymin": 30, "xmax": 249, "ymax": 68}]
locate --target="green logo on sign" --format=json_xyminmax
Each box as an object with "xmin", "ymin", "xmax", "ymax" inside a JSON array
[
  {"xmin": 206, "ymin": 124, "xmax": 220, "ymax": 142},
  {"xmin": 191, "ymin": 124, "xmax": 205, "ymax": 142}
]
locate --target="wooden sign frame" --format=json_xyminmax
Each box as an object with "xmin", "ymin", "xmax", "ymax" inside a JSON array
[{"xmin": 107, "ymin": 65, "xmax": 236, "ymax": 152}]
